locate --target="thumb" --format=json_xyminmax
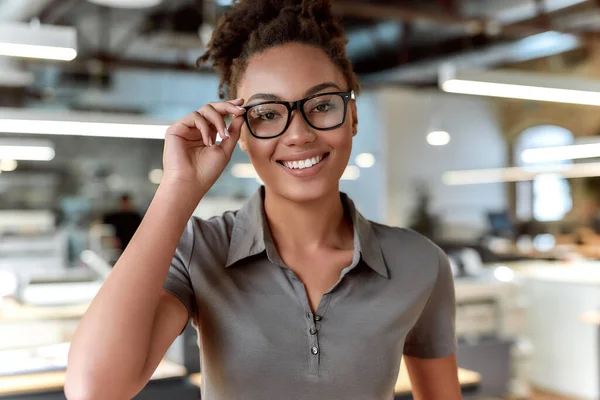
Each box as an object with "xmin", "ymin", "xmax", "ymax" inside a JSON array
[{"xmin": 220, "ymin": 115, "xmax": 244, "ymax": 157}]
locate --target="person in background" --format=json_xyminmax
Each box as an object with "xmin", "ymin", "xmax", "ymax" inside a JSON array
[
  {"xmin": 102, "ymin": 194, "xmax": 142, "ymax": 252},
  {"xmin": 67, "ymin": 1, "xmax": 460, "ymax": 399}
]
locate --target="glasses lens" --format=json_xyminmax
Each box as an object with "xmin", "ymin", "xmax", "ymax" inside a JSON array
[
  {"xmin": 247, "ymin": 103, "xmax": 289, "ymax": 138},
  {"xmin": 303, "ymin": 94, "xmax": 345, "ymax": 129}
]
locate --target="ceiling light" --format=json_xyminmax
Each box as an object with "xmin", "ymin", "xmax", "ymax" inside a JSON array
[
  {"xmin": 443, "ymin": 162, "xmax": 600, "ymax": 185},
  {"xmin": 440, "ymin": 66, "xmax": 600, "ymax": 106},
  {"xmin": 106, "ymin": 173, "xmax": 124, "ymax": 190},
  {"xmin": 0, "ymin": 119, "xmax": 169, "ymax": 139},
  {"xmin": 87, "ymin": 0, "xmax": 162, "ymax": 8},
  {"xmin": 522, "ymin": 143, "xmax": 600, "ymax": 163},
  {"xmin": 0, "ymin": 22, "xmax": 76, "ymax": 61},
  {"xmin": 355, "ymin": 153, "xmax": 375, "ymax": 168},
  {"xmin": 493, "ymin": 266, "xmax": 515, "ymax": 283},
  {"xmin": 341, "ymin": 165, "xmax": 360, "ymax": 180},
  {"xmin": 148, "ymin": 169, "xmax": 163, "ymax": 184},
  {"xmin": 0, "ymin": 159, "xmax": 17, "ymax": 171},
  {"xmin": 427, "ymin": 131, "xmax": 451, "ymax": 146},
  {"xmin": 0, "ymin": 108, "xmax": 171, "ymax": 139},
  {"xmin": 0, "ymin": 145, "xmax": 54, "ymax": 161}
]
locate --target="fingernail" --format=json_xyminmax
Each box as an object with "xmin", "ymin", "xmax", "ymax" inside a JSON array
[
  {"xmin": 234, "ymin": 98, "xmax": 242, "ymax": 102},
  {"xmin": 236, "ymin": 106, "xmax": 245, "ymax": 111},
  {"xmin": 208, "ymin": 137, "xmax": 213, "ymax": 146},
  {"xmin": 224, "ymin": 128, "xmax": 230, "ymax": 137}
]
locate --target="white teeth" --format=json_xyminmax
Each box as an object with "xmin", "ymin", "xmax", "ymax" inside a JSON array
[{"xmin": 282, "ymin": 155, "xmax": 324, "ymax": 170}]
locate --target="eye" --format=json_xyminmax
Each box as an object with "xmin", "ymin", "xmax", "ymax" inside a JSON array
[
  {"xmin": 249, "ymin": 107, "xmax": 284, "ymax": 121},
  {"xmin": 261, "ymin": 112, "xmax": 277, "ymax": 120},
  {"xmin": 313, "ymin": 102, "xmax": 331, "ymax": 113}
]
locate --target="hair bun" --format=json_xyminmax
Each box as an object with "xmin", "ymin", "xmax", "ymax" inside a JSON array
[{"xmin": 199, "ymin": 0, "xmax": 358, "ymax": 99}]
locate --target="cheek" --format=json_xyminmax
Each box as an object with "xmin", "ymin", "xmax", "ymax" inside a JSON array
[
  {"xmin": 246, "ymin": 137, "xmax": 277, "ymax": 166},
  {"xmin": 330, "ymin": 126, "xmax": 354, "ymax": 154}
]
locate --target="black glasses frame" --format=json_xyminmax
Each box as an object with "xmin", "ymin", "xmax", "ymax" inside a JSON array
[{"xmin": 241, "ymin": 90, "xmax": 355, "ymax": 139}]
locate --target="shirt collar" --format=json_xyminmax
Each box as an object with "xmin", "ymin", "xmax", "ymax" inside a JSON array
[{"xmin": 225, "ymin": 187, "xmax": 389, "ymax": 279}]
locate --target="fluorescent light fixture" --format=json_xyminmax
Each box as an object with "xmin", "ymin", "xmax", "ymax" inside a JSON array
[
  {"xmin": 440, "ymin": 65, "xmax": 600, "ymax": 106},
  {"xmin": 355, "ymin": 153, "xmax": 375, "ymax": 168},
  {"xmin": 0, "ymin": 22, "xmax": 77, "ymax": 61},
  {"xmin": 427, "ymin": 131, "xmax": 451, "ymax": 146},
  {"xmin": 522, "ymin": 143, "xmax": 600, "ymax": 163},
  {"xmin": 88, "ymin": 0, "xmax": 162, "ymax": 8},
  {"xmin": 0, "ymin": 119, "xmax": 169, "ymax": 139},
  {"xmin": 443, "ymin": 162, "xmax": 600, "ymax": 185},
  {"xmin": 0, "ymin": 145, "xmax": 54, "ymax": 161},
  {"xmin": 0, "ymin": 159, "xmax": 17, "ymax": 171},
  {"xmin": 0, "ymin": 42, "xmax": 77, "ymax": 61},
  {"xmin": 0, "ymin": 108, "xmax": 171, "ymax": 139}
]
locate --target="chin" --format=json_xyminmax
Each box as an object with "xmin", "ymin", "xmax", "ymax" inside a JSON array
[{"xmin": 264, "ymin": 176, "xmax": 339, "ymax": 204}]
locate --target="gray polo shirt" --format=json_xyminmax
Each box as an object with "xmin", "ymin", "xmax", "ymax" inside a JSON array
[{"xmin": 163, "ymin": 188, "xmax": 456, "ymax": 400}]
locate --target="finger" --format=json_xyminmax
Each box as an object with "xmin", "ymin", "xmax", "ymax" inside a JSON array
[
  {"xmin": 207, "ymin": 101, "xmax": 246, "ymax": 118},
  {"xmin": 180, "ymin": 111, "xmax": 213, "ymax": 147},
  {"xmin": 168, "ymin": 113, "xmax": 201, "ymax": 141},
  {"xmin": 219, "ymin": 115, "xmax": 244, "ymax": 157},
  {"xmin": 228, "ymin": 98, "xmax": 244, "ymax": 105},
  {"xmin": 199, "ymin": 104, "xmax": 231, "ymax": 142}
]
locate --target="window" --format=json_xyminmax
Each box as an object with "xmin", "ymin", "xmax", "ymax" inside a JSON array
[{"xmin": 514, "ymin": 125, "xmax": 574, "ymax": 222}]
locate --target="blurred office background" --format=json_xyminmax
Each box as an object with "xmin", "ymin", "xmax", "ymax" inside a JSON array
[{"xmin": 2, "ymin": 1, "xmax": 600, "ymax": 399}]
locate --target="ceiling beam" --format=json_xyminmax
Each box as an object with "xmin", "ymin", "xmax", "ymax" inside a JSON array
[{"xmin": 331, "ymin": 1, "xmax": 595, "ymax": 40}]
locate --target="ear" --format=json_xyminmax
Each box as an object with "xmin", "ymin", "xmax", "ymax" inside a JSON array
[{"xmin": 350, "ymin": 101, "xmax": 358, "ymax": 137}]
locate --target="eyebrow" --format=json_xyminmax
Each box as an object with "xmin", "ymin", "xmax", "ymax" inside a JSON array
[{"xmin": 247, "ymin": 82, "xmax": 342, "ymax": 104}]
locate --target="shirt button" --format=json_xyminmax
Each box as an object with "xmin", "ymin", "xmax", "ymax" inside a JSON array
[
  {"xmin": 305, "ymin": 310, "xmax": 312, "ymax": 319},
  {"xmin": 311, "ymin": 346, "xmax": 319, "ymax": 355},
  {"xmin": 309, "ymin": 328, "xmax": 317, "ymax": 335},
  {"xmin": 314, "ymin": 315, "xmax": 322, "ymax": 321}
]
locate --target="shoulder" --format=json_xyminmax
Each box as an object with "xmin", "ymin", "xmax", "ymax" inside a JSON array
[
  {"xmin": 175, "ymin": 210, "xmax": 241, "ymax": 272},
  {"xmin": 185, "ymin": 210, "xmax": 239, "ymax": 248},
  {"xmin": 369, "ymin": 222, "xmax": 446, "ymax": 280}
]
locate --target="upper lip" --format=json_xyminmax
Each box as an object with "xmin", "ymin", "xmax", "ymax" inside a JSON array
[{"xmin": 276, "ymin": 151, "xmax": 329, "ymax": 162}]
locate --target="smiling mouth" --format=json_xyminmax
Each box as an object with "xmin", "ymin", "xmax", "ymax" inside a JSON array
[{"xmin": 276, "ymin": 153, "xmax": 330, "ymax": 170}]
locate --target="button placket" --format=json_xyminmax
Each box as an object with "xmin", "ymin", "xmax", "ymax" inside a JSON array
[{"xmin": 308, "ymin": 321, "xmax": 320, "ymax": 375}]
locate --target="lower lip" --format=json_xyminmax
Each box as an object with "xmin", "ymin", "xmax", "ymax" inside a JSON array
[{"xmin": 278, "ymin": 155, "xmax": 329, "ymax": 178}]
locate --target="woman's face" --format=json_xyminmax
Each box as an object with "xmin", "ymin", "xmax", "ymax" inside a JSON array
[{"xmin": 236, "ymin": 43, "xmax": 357, "ymax": 203}]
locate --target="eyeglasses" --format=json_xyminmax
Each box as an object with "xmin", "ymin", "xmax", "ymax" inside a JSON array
[{"xmin": 241, "ymin": 91, "xmax": 355, "ymax": 139}]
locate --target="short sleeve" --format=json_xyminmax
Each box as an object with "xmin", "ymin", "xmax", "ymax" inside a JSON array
[
  {"xmin": 162, "ymin": 218, "xmax": 198, "ymax": 322},
  {"xmin": 403, "ymin": 246, "xmax": 457, "ymax": 359}
]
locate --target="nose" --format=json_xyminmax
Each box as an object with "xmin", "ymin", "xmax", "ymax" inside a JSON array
[{"xmin": 280, "ymin": 110, "xmax": 316, "ymax": 146}]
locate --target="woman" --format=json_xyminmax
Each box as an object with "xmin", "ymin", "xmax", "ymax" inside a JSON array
[{"xmin": 66, "ymin": 1, "xmax": 460, "ymax": 399}]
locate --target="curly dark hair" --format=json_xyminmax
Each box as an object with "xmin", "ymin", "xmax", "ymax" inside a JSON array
[{"xmin": 198, "ymin": 0, "xmax": 359, "ymax": 99}]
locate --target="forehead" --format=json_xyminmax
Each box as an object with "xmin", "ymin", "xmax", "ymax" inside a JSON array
[{"xmin": 237, "ymin": 43, "xmax": 347, "ymax": 100}]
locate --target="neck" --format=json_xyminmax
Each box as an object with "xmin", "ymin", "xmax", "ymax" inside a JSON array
[{"xmin": 263, "ymin": 187, "xmax": 353, "ymax": 253}]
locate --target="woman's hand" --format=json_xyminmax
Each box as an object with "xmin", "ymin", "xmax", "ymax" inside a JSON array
[{"xmin": 161, "ymin": 98, "xmax": 246, "ymax": 197}]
